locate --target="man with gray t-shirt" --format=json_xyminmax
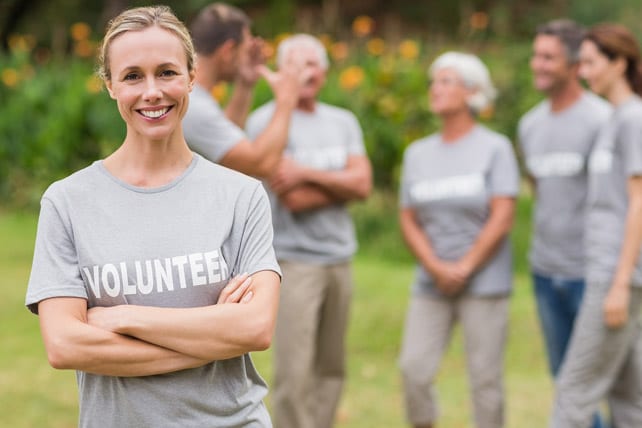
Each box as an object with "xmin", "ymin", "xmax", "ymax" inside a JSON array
[
  {"xmin": 246, "ymin": 34, "xmax": 372, "ymax": 428},
  {"xmin": 183, "ymin": 3, "xmax": 304, "ymax": 178},
  {"xmin": 518, "ymin": 20, "xmax": 610, "ymax": 428}
]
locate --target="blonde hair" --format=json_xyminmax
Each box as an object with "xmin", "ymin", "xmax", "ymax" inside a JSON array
[{"xmin": 98, "ymin": 5, "xmax": 195, "ymax": 81}]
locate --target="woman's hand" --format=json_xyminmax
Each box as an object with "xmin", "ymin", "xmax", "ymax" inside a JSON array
[
  {"xmin": 217, "ymin": 273, "xmax": 254, "ymax": 304},
  {"xmin": 603, "ymin": 283, "xmax": 630, "ymax": 328}
]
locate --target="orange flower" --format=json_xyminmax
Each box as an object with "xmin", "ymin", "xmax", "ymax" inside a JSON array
[
  {"xmin": 86, "ymin": 75, "xmax": 103, "ymax": 94},
  {"xmin": 330, "ymin": 42, "xmax": 349, "ymax": 62},
  {"xmin": 339, "ymin": 66, "xmax": 365, "ymax": 91},
  {"xmin": 1, "ymin": 68, "xmax": 19, "ymax": 88},
  {"xmin": 74, "ymin": 40, "xmax": 95, "ymax": 58},
  {"xmin": 211, "ymin": 83, "xmax": 228, "ymax": 102},
  {"xmin": 318, "ymin": 34, "xmax": 333, "ymax": 50},
  {"xmin": 367, "ymin": 38, "xmax": 385, "ymax": 56},
  {"xmin": 261, "ymin": 40, "xmax": 275, "ymax": 62},
  {"xmin": 470, "ymin": 12, "xmax": 489, "ymax": 30},
  {"xmin": 70, "ymin": 22, "xmax": 91, "ymax": 41},
  {"xmin": 352, "ymin": 15, "xmax": 375, "ymax": 37},
  {"xmin": 398, "ymin": 40, "xmax": 419, "ymax": 60}
]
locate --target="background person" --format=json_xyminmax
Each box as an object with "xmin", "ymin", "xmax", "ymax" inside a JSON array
[
  {"xmin": 25, "ymin": 6, "xmax": 280, "ymax": 427},
  {"xmin": 398, "ymin": 52, "xmax": 519, "ymax": 428},
  {"xmin": 246, "ymin": 33, "xmax": 372, "ymax": 428},
  {"xmin": 184, "ymin": 2, "xmax": 307, "ymax": 177},
  {"xmin": 518, "ymin": 19, "xmax": 610, "ymax": 428},
  {"xmin": 551, "ymin": 23, "xmax": 642, "ymax": 428}
]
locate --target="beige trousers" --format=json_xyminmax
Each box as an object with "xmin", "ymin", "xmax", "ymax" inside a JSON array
[
  {"xmin": 399, "ymin": 293, "xmax": 509, "ymax": 428},
  {"xmin": 272, "ymin": 260, "xmax": 353, "ymax": 428}
]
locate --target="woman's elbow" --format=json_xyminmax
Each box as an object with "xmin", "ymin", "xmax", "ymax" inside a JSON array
[{"xmin": 247, "ymin": 315, "xmax": 276, "ymax": 352}]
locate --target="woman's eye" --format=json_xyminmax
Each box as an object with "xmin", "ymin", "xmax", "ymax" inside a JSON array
[
  {"xmin": 123, "ymin": 73, "xmax": 139, "ymax": 81},
  {"xmin": 160, "ymin": 69, "xmax": 178, "ymax": 77}
]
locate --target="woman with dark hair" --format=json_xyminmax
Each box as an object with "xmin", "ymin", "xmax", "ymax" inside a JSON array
[{"xmin": 551, "ymin": 23, "xmax": 642, "ymax": 428}]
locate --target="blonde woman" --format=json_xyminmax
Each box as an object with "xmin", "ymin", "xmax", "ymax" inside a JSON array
[{"xmin": 25, "ymin": 6, "xmax": 280, "ymax": 427}]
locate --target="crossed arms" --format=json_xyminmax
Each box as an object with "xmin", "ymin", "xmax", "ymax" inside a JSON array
[{"xmin": 37, "ymin": 270, "xmax": 280, "ymax": 377}]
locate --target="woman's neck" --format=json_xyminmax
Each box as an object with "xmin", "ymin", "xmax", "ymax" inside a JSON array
[
  {"xmin": 607, "ymin": 78, "xmax": 635, "ymax": 106},
  {"xmin": 440, "ymin": 110, "xmax": 476, "ymax": 142},
  {"xmin": 103, "ymin": 130, "xmax": 193, "ymax": 188}
]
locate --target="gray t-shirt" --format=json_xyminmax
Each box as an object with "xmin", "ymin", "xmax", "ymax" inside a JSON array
[
  {"xmin": 246, "ymin": 101, "xmax": 366, "ymax": 264},
  {"xmin": 519, "ymin": 92, "xmax": 611, "ymax": 278},
  {"xmin": 183, "ymin": 84, "xmax": 246, "ymax": 163},
  {"xmin": 586, "ymin": 95, "xmax": 642, "ymax": 286},
  {"xmin": 26, "ymin": 154, "xmax": 279, "ymax": 427},
  {"xmin": 400, "ymin": 125, "xmax": 519, "ymax": 296}
]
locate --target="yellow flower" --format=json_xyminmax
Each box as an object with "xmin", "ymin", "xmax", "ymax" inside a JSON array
[
  {"xmin": 86, "ymin": 75, "xmax": 103, "ymax": 94},
  {"xmin": 1, "ymin": 68, "xmax": 19, "ymax": 88},
  {"xmin": 330, "ymin": 42, "xmax": 349, "ymax": 62},
  {"xmin": 70, "ymin": 22, "xmax": 91, "ymax": 41},
  {"xmin": 352, "ymin": 16, "xmax": 375, "ymax": 37},
  {"xmin": 261, "ymin": 40, "xmax": 275, "ymax": 62},
  {"xmin": 398, "ymin": 40, "xmax": 419, "ymax": 60},
  {"xmin": 470, "ymin": 12, "xmax": 489, "ymax": 30},
  {"xmin": 339, "ymin": 66, "xmax": 365, "ymax": 91},
  {"xmin": 211, "ymin": 83, "xmax": 228, "ymax": 102},
  {"xmin": 367, "ymin": 38, "xmax": 385, "ymax": 56},
  {"xmin": 8, "ymin": 34, "xmax": 35, "ymax": 53}
]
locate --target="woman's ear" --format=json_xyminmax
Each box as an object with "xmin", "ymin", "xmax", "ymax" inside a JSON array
[
  {"xmin": 104, "ymin": 79, "xmax": 116, "ymax": 99},
  {"xmin": 614, "ymin": 55, "xmax": 628, "ymax": 76}
]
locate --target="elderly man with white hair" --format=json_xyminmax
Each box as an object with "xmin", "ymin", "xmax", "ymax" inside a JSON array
[
  {"xmin": 245, "ymin": 33, "xmax": 372, "ymax": 428},
  {"xmin": 398, "ymin": 52, "xmax": 519, "ymax": 428}
]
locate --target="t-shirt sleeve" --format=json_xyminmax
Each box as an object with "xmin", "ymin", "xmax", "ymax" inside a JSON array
[
  {"xmin": 25, "ymin": 197, "xmax": 88, "ymax": 314},
  {"xmin": 345, "ymin": 112, "xmax": 366, "ymax": 156},
  {"xmin": 231, "ymin": 183, "xmax": 281, "ymax": 279},
  {"xmin": 489, "ymin": 138, "xmax": 520, "ymax": 197},
  {"xmin": 619, "ymin": 115, "xmax": 642, "ymax": 176},
  {"xmin": 183, "ymin": 93, "xmax": 246, "ymax": 163}
]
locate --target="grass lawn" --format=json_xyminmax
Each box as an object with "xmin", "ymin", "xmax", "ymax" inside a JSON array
[{"xmin": 0, "ymin": 194, "xmax": 552, "ymax": 427}]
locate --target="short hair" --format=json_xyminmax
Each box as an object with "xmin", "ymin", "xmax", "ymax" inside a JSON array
[
  {"xmin": 98, "ymin": 5, "xmax": 194, "ymax": 81},
  {"xmin": 277, "ymin": 34, "xmax": 329, "ymax": 70},
  {"xmin": 190, "ymin": 3, "xmax": 251, "ymax": 55},
  {"xmin": 536, "ymin": 19, "xmax": 586, "ymax": 63},
  {"xmin": 429, "ymin": 51, "xmax": 497, "ymax": 114}
]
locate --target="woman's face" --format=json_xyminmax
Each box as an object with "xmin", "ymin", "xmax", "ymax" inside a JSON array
[
  {"xmin": 429, "ymin": 68, "xmax": 471, "ymax": 116},
  {"xmin": 105, "ymin": 26, "xmax": 194, "ymax": 142},
  {"xmin": 578, "ymin": 39, "xmax": 621, "ymax": 97}
]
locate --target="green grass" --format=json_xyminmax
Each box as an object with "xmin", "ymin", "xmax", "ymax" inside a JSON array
[{"xmin": 0, "ymin": 194, "xmax": 552, "ymax": 427}]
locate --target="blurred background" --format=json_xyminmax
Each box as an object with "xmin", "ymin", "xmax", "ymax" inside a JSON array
[{"xmin": 1, "ymin": 1, "xmax": 642, "ymax": 427}]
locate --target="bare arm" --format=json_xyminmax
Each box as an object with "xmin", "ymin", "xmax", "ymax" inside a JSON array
[
  {"xmin": 220, "ymin": 64, "xmax": 305, "ymax": 178},
  {"xmin": 399, "ymin": 207, "xmax": 463, "ymax": 295},
  {"xmin": 89, "ymin": 270, "xmax": 280, "ymax": 361},
  {"xmin": 224, "ymin": 37, "xmax": 265, "ymax": 127},
  {"xmin": 278, "ymin": 184, "xmax": 338, "ymax": 213},
  {"xmin": 455, "ymin": 196, "xmax": 516, "ymax": 278},
  {"xmin": 271, "ymin": 155, "xmax": 372, "ymax": 202},
  {"xmin": 604, "ymin": 176, "xmax": 642, "ymax": 327},
  {"xmin": 38, "ymin": 297, "xmax": 209, "ymax": 377}
]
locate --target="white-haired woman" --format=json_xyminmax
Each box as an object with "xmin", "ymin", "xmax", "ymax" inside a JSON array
[{"xmin": 398, "ymin": 52, "xmax": 519, "ymax": 428}]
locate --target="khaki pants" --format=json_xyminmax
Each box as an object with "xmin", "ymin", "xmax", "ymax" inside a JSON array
[
  {"xmin": 272, "ymin": 260, "xmax": 353, "ymax": 428},
  {"xmin": 399, "ymin": 293, "xmax": 508, "ymax": 428},
  {"xmin": 551, "ymin": 285, "xmax": 642, "ymax": 428}
]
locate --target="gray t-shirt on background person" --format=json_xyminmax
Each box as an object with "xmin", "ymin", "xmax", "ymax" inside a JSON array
[
  {"xmin": 519, "ymin": 92, "xmax": 611, "ymax": 279},
  {"xmin": 26, "ymin": 154, "xmax": 279, "ymax": 428},
  {"xmin": 400, "ymin": 125, "xmax": 519, "ymax": 296},
  {"xmin": 586, "ymin": 95, "xmax": 642, "ymax": 287},
  {"xmin": 246, "ymin": 101, "xmax": 366, "ymax": 264},
  {"xmin": 183, "ymin": 84, "xmax": 246, "ymax": 163}
]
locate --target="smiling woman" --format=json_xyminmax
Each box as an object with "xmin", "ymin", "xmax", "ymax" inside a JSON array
[{"xmin": 25, "ymin": 5, "xmax": 281, "ymax": 428}]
